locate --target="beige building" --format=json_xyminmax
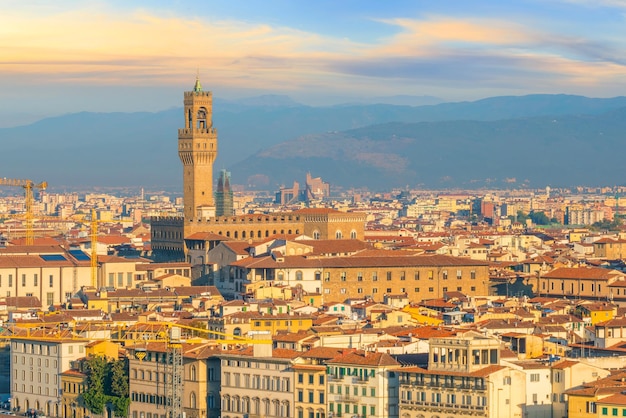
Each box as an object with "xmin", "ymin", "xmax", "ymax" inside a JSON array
[
  {"xmin": 398, "ymin": 332, "xmax": 526, "ymax": 418},
  {"xmin": 219, "ymin": 346, "xmax": 297, "ymax": 418},
  {"xmin": 0, "ymin": 246, "xmax": 91, "ymax": 308},
  {"xmin": 230, "ymin": 253, "xmax": 489, "ymax": 302},
  {"xmin": 127, "ymin": 342, "xmax": 221, "ymax": 418},
  {"xmin": 537, "ymin": 267, "xmax": 625, "ymax": 301},
  {"xmin": 10, "ymin": 334, "xmax": 87, "ymax": 417}
]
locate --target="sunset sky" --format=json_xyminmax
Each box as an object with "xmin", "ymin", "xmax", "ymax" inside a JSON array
[{"xmin": 2, "ymin": 0, "xmax": 626, "ymax": 125}]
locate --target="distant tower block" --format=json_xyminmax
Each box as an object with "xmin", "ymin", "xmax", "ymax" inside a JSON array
[
  {"xmin": 215, "ymin": 169, "xmax": 234, "ymax": 216},
  {"xmin": 178, "ymin": 77, "xmax": 217, "ymax": 220},
  {"xmin": 546, "ymin": 186, "xmax": 551, "ymax": 199}
]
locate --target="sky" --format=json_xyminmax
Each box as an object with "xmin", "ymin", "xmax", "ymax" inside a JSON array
[{"xmin": 2, "ymin": 0, "xmax": 626, "ymax": 126}]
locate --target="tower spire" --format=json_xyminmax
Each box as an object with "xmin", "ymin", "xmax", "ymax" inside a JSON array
[{"xmin": 193, "ymin": 69, "xmax": 203, "ymax": 93}]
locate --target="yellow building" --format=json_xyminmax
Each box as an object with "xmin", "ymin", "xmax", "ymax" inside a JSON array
[
  {"xmin": 575, "ymin": 302, "xmax": 617, "ymax": 325},
  {"xmin": 61, "ymin": 369, "xmax": 88, "ymax": 418},
  {"xmin": 85, "ymin": 340, "xmax": 121, "ymax": 360},
  {"xmin": 248, "ymin": 313, "xmax": 313, "ymax": 335},
  {"xmin": 293, "ymin": 347, "xmax": 341, "ymax": 418}
]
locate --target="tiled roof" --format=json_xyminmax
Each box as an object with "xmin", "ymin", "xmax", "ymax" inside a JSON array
[
  {"xmin": 326, "ymin": 350, "xmax": 400, "ymax": 366},
  {"xmin": 542, "ymin": 267, "xmax": 622, "ymax": 280}
]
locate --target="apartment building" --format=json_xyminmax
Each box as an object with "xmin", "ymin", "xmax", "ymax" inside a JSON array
[
  {"xmin": 326, "ymin": 350, "xmax": 401, "ymax": 418},
  {"xmin": 126, "ymin": 342, "xmax": 220, "ymax": 418},
  {"xmin": 398, "ymin": 332, "xmax": 526, "ymax": 418},
  {"xmin": 219, "ymin": 346, "xmax": 298, "ymax": 418},
  {"xmin": 10, "ymin": 333, "xmax": 87, "ymax": 417},
  {"xmin": 0, "ymin": 246, "xmax": 91, "ymax": 307},
  {"xmin": 293, "ymin": 347, "xmax": 343, "ymax": 418},
  {"xmin": 550, "ymin": 360, "xmax": 610, "ymax": 418},
  {"xmin": 536, "ymin": 267, "xmax": 625, "ymax": 301}
]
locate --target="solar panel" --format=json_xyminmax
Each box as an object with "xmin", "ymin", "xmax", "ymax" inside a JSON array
[
  {"xmin": 40, "ymin": 254, "xmax": 67, "ymax": 261},
  {"xmin": 68, "ymin": 249, "xmax": 91, "ymax": 261}
]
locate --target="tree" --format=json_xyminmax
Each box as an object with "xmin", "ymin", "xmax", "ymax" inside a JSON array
[
  {"xmin": 529, "ymin": 211, "xmax": 550, "ymax": 225},
  {"xmin": 81, "ymin": 356, "xmax": 109, "ymax": 414},
  {"xmin": 80, "ymin": 356, "xmax": 130, "ymax": 418}
]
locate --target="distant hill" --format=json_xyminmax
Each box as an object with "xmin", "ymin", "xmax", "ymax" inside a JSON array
[
  {"xmin": 1, "ymin": 94, "xmax": 625, "ymax": 190},
  {"xmin": 233, "ymin": 107, "xmax": 626, "ymax": 189}
]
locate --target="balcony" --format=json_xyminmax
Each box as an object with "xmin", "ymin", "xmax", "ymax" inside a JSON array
[
  {"xmin": 399, "ymin": 400, "xmax": 486, "ymax": 413},
  {"xmin": 328, "ymin": 374, "xmax": 344, "ymax": 381},
  {"xmin": 334, "ymin": 394, "xmax": 359, "ymax": 403}
]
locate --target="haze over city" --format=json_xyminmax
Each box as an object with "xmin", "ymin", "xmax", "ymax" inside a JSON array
[{"xmin": 2, "ymin": 0, "xmax": 626, "ymax": 127}]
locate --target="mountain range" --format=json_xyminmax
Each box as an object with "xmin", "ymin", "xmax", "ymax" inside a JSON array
[{"xmin": 1, "ymin": 94, "xmax": 626, "ymax": 192}]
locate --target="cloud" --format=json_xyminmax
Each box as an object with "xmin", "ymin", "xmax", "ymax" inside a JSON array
[{"xmin": 1, "ymin": 3, "xmax": 626, "ymax": 105}]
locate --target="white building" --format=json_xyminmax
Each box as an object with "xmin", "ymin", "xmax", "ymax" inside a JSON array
[{"xmin": 10, "ymin": 334, "xmax": 87, "ymax": 417}]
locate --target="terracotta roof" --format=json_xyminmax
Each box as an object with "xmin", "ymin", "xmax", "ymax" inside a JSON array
[
  {"xmin": 598, "ymin": 393, "xmax": 626, "ymax": 406},
  {"xmin": 232, "ymin": 253, "xmax": 488, "ymax": 269},
  {"xmin": 542, "ymin": 267, "xmax": 622, "ymax": 280},
  {"xmin": 326, "ymin": 350, "xmax": 400, "ymax": 367}
]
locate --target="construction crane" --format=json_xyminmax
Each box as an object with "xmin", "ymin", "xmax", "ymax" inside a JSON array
[
  {"xmin": 0, "ymin": 178, "xmax": 47, "ymax": 245},
  {"xmin": 0, "ymin": 320, "xmax": 271, "ymax": 418}
]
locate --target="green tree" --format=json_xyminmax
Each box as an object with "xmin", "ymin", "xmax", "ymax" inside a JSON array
[
  {"xmin": 529, "ymin": 211, "xmax": 550, "ymax": 225},
  {"xmin": 80, "ymin": 356, "xmax": 130, "ymax": 418},
  {"xmin": 81, "ymin": 356, "xmax": 109, "ymax": 414}
]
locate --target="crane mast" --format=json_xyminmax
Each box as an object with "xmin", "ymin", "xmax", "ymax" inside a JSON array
[
  {"xmin": 0, "ymin": 178, "xmax": 47, "ymax": 245},
  {"xmin": 167, "ymin": 327, "xmax": 183, "ymax": 418}
]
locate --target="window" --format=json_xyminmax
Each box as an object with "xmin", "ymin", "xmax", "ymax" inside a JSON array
[
  {"xmin": 442, "ymin": 270, "xmax": 448, "ymax": 280},
  {"xmin": 22, "ymin": 274, "xmax": 26, "ymax": 287},
  {"xmin": 340, "ymin": 272, "xmax": 346, "ymax": 281},
  {"xmin": 428, "ymin": 271, "xmax": 433, "ymax": 280},
  {"xmin": 34, "ymin": 274, "xmax": 38, "ymax": 286},
  {"xmin": 415, "ymin": 287, "xmax": 420, "ymax": 292},
  {"xmin": 400, "ymin": 271, "xmax": 406, "ymax": 280},
  {"xmin": 429, "ymin": 287, "xmax": 434, "ymax": 292},
  {"xmin": 49, "ymin": 275, "xmax": 54, "ymax": 287},
  {"xmin": 46, "ymin": 292, "xmax": 54, "ymax": 307},
  {"xmin": 415, "ymin": 271, "xmax": 420, "ymax": 280},
  {"xmin": 456, "ymin": 270, "xmax": 462, "ymax": 279},
  {"xmin": 357, "ymin": 272, "xmax": 363, "ymax": 281},
  {"xmin": 296, "ymin": 271, "xmax": 303, "ymax": 281},
  {"xmin": 470, "ymin": 270, "xmax": 476, "ymax": 279},
  {"xmin": 372, "ymin": 272, "xmax": 378, "ymax": 281},
  {"xmin": 387, "ymin": 271, "xmax": 392, "ymax": 281},
  {"xmin": 8, "ymin": 274, "xmax": 12, "ymax": 287},
  {"xmin": 530, "ymin": 373, "xmax": 540, "ymax": 382}
]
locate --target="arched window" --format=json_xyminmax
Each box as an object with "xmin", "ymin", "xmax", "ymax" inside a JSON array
[
  {"xmin": 313, "ymin": 230, "xmax": 320, "ymax": 240},
  {"xmin": 335, "ymin": 230, "xmax": 343, "ymax": 239},
  {"xmin": 295, "ymin": 271, "xmax": 303, "ymax": 281},
  {"xmin": 277, "ymin": 272, "xmax": 284, "ymax": 281},
  {"xmin": 350, "ymin": 230, "xmax": 357, "ymax": 239},
  {"xmin": 190, "ymin": 365, "xmax": 196, "ymax": 381},
  {"xmin": 233, "ymin": 327, "xmax": 241, "ymax": 336},
  {"xmin": 196, "ymin": 108, "xmax": 207, "ymax": 129},
  {"xmin": 190, "ymin": 392, "xmax": 196, "ymax": 409}
]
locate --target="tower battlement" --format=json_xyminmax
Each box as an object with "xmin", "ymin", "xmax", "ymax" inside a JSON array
[{"xmin": 184, "ymin": 90, "xmax": 212, "ymax": 98}]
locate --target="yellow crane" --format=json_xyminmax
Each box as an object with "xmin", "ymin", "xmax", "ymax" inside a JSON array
[{"xmin": 0, "ymin": 178, "xmax": 47, "ymax": 245}]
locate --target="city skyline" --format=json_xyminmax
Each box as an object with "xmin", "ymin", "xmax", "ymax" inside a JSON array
[{"xmin": 2, "ymin": 0, "xmax": 626, "ymax": 126}]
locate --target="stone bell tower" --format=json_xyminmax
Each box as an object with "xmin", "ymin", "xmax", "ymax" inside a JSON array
[{"xmin": 178, "ymin": 77, "xmax": 218, "ymax": 221}]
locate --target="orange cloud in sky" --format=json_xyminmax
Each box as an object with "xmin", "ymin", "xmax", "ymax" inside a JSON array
[{"xmin": 1, "ymin": 6, "xmax": 625, "ymax": 96}]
